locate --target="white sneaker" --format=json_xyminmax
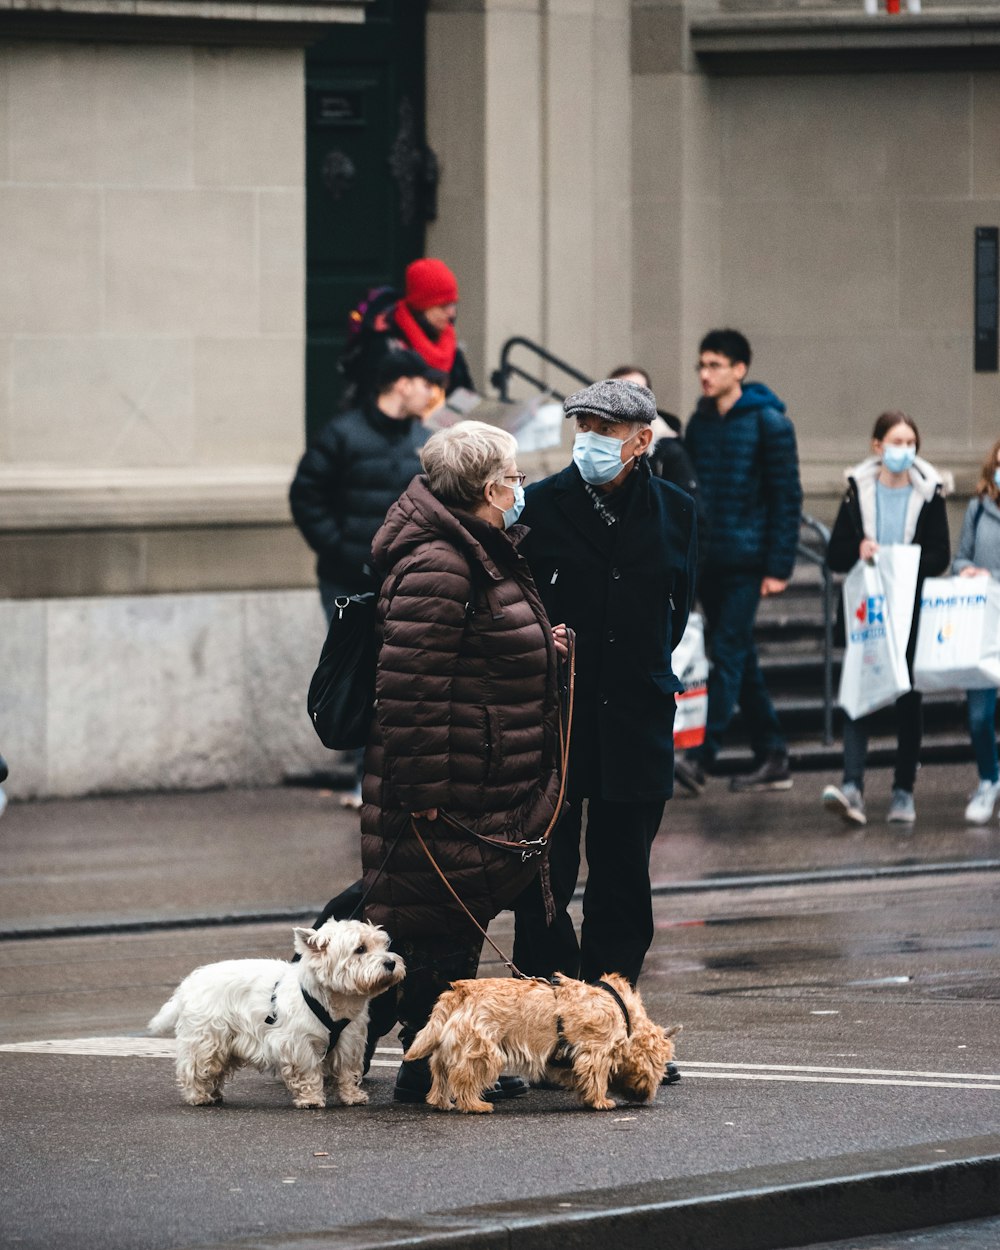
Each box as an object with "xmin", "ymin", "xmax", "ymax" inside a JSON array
[
  {"xmin": 822, "ymin": 782, "xmax": 866, "ymax": 826},
  {"xmin": 964, "ymin": 778, "xmax": 1000, "ymax": 824},
  {"xmin": 887, "ymin": 788, "xmax": 916, "ymax": 824}
]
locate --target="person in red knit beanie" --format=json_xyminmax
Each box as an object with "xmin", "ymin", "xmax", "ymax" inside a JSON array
[{"xmin": 346, "ymin": 257, "xmax": 475, "ymax": 408}]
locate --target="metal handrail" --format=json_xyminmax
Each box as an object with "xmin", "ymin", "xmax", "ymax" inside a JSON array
[
  {"xmin": 490, "ymin": 336, "xmax": 592, "ymax": 402},
  {"xmin": 797, "ymin": 514, "xmax": 835, "ymax": 745}
]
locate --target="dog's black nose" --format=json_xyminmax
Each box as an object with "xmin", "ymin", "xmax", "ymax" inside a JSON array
[{"xmin": 384, "ymin": 959, "xmax": 396, "ymax": 973}]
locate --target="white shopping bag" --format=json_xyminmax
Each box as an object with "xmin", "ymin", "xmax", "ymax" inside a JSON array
[
  {"xmin": 913, "ymin": 575, "xmax": 1000, "ymax": 692},
  {"xmin": 837, "ymin": 545, "xmax": 920, "ymax": 720},
  {"xmin": 671, "ymin": 612, "xmax": 708, "ymax": 749}
]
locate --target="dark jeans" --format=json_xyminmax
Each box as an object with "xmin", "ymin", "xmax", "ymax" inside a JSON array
[
  {"xmin": 512, "ymin": 796, "xmax": 665, "ymax": 987},
  {"xmin": 966, "ymin": 688, "xmax": 999, "ymax": 784},
  {"xmin": 691, "ymin": 571, "xmax": 785, "ymax": 767},
  {"xmin": 842, "ymin": 689, "xmax": 923, "ymax": 793}
]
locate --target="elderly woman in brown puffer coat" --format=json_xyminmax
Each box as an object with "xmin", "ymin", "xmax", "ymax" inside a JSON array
[{"xmin": 360, "ymin": 420, "xmax": 567, "ymax": 1104}]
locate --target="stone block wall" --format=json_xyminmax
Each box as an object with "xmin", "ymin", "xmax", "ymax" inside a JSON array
[
  {"xmin": 0, "ymin": 590, "xmax": 337, "ymax": 799},
  {"xmin": 0, "ymin": 40, "xmax": 305, "ymax": 475}
]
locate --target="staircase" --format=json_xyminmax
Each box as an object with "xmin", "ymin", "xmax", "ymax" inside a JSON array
[{"xmin": 714, "ymin": 524, "xmax": 976, "ymax": 776}]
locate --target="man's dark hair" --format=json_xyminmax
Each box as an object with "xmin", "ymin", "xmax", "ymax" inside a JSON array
[
  {"xmin": 608, "ymin": 364, "xmax": 652, "ymax": 388},
  {"xmin": 699, "ymin": 329, "xmax": 751, "ymax": 368}
]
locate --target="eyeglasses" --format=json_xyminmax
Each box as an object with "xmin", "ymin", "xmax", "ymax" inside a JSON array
[
  {"xmin": 502, "ymin": 473, "xmax": 527, "ymax": 487},
  {"xmin": 695, "ymin": 361, "xmax": 731, "ymax": 373}
]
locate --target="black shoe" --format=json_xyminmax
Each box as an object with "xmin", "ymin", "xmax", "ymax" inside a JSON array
[
  {"xmin": 393, "ymin": 1057, "xmax": 431, "ymax": 1103},
  {"xmin": 729, "ymin": 751, "xmax": 792, "ymax": 793},
  {"xmin": 488, "ymin": 1074, "xmax": 529, "ymax": 1100},
  {"xmin": 674, "ymin": 757, "xmax": 706, "ymax": 795},
  {"xmin": 661, "ymin": 1062, "xmax": 681, "ymax": 1086},
  {"xmin": 394, "ymin": 1061, "xmax": 529, "ymax": 1104}
]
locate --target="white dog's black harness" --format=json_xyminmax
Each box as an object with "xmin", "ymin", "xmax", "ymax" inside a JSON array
[
  {"xmin": 550, "ymin": 978, "xmax": 632, "ymax": 1068},
  {"xmin": 265, "ymin": 980, "xmax": 351, "ymax": 1057}
]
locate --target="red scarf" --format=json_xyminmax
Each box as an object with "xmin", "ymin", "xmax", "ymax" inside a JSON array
[{"xmin": 393, "ymin": 300, "xmax": 457, "ymax": 374}]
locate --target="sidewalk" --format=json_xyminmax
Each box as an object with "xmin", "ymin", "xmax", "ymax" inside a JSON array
[
  {"xmin": 2, "ymin": 762, "xmax": 998, "ymax": 938},
  {"xmin": 2, "ymin": 766, "xmax": 999, "ymax": 1250}
]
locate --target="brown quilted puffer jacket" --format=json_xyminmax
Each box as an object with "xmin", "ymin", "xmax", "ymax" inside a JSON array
[{"xmin": 360, "ymin": 475, "xmax": 563, "ymax": 942}]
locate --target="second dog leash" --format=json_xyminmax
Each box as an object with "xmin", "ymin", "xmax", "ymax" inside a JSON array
[{"xmin": 409, "ymin": 819, "xmax": 534, "ymax": 980}]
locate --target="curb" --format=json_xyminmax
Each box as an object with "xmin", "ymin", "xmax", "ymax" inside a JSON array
[
  {"xmin": 3, "ymin": 859, "xmax": 999, "ymax": 943},
  {"xmin": 180, "ymin": 1139, "xmax": 1000, "ymax": 1250}
]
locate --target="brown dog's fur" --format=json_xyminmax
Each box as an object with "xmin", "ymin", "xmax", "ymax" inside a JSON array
[{"xmin": 404, "ymin": 972, "xmax": 679, "ymax": 1113}]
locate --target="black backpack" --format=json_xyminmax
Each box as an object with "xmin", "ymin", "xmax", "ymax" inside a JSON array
[
  {"xmin": 338, "ymin": 285, "xmax": 399, "ymax": 393},
  {"xmin": 307, "ymin": 593, "xmax": 378, "ymax": 751}
]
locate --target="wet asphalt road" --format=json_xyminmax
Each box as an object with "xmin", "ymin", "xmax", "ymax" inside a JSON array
[{"xmin": 1, "ymin": 773, "xmax": 999, "ymax": 1249}]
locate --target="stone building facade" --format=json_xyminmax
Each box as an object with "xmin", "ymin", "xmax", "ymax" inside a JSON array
[{"xmin": 2, "ymin": 0, "xmax": 998, "ymax": 795}]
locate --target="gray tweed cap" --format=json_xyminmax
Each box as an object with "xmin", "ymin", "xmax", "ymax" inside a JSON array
[{"xmin": 562, "ymin": 378, "xmax": 656, "ymax": 424}]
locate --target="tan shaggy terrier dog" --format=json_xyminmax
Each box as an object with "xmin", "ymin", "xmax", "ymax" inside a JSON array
[
  {"xmin": 148, "ymin": 919, "xmax": 405, "ymax": 1109},
  {"xmin": 405, "ymin": 971, "xmax": 679, "ymax": 1113}
]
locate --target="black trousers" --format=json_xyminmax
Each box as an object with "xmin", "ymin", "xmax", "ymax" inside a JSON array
[{"xmin": 512, "ymin": 796, "xmax": 665, "ymax": 987}]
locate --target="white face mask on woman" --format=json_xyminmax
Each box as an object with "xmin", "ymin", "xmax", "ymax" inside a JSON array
[
  {"xmin": 491, "ymin": 482, "xmax": 525, "ymax": 529},
  {"xmin": 882, "ymin": 444, "xmax": 916, "ymax": 475}
]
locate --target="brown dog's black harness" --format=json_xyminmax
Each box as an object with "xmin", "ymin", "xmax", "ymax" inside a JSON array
[{"xmin": 550, "ymin": 978, "xmax": 632, "ymax": 1068}]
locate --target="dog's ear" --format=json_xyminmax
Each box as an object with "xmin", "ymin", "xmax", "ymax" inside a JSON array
[{"xmin": 292, "ymin": 926, "xmax": 325, "ymax": 956}]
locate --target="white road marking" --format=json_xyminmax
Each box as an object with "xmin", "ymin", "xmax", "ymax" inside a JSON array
[
  {"xmin": 0, "ymin": 1036, "xmax": 176, "ymax": 1057},
  {"xmin": 681, "ymin": 1060, "xmax": 1000, "ymax": 1082},
  {"xmin": 688, "ymin": 1072, "xmax": 1000, "ymax": 1091},
  {"xmin": 2, "ymin": 1040, "xmax": 997, "ymax": 1092}
]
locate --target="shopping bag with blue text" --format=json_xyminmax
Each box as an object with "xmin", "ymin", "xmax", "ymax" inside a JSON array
[
  {"xmin": 913, "ymin": 575, "xmax": 1000, "ymax": 692},
  {"xmin": 837, "ymin": 545, "xmax": 920, "ymax": 720},
  {"xmin": 671, "ymin": 611, "xmax": 708, "ymax": 748}
]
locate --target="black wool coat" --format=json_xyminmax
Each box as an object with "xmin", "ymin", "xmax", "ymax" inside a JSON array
[
  {"xmin": 289, "ymin": 403, "xmax": 430, "ymax": 594},
  {"xmin": 519, "ymin": 459, "xmax": 697, "ymax": 804}
]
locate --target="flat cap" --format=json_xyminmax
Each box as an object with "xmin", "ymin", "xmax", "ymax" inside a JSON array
[{"xmin": 563, "ymin": 378, "xmax": 656, "ymax": 425}]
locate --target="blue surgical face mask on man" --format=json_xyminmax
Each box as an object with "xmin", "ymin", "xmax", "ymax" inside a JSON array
[
  {"xmin": 492, "ymin": 482, "xmax": 525, "ymax": 530},
  {"xmin": 573, "ymin": 430, "xmax": 635, "ymax": 486},
  {"xmin": 882, "ymin": 444, "xmax": 916, "ymax": 475}
]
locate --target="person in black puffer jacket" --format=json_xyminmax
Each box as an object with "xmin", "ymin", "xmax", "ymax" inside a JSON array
[
  {"xmin": 290, "ymin": 349, "xmax": 443, "ymax": 612},
  {"xmin": 678, "ymin": 329, "xmax": 802, "ymax": 797},
  {"xmin": 290, "ymin": 348, "xmax": 443, "ymax": 807}
]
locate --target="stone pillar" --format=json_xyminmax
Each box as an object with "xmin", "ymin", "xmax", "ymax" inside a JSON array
[{"xmin": 426, "ymin": 0, "xmax": 632, "ymax": 398}]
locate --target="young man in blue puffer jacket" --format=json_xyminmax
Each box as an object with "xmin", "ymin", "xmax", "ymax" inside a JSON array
[{"xmin": 676, "ymin": 329, "xmax": 802, "ymax": 795}]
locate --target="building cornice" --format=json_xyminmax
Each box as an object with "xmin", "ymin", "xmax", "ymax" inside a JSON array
[
  {"xmin": 0, "ymin": 0, "xmax": 366, "ymax": 46},
  {"xmin": 0, "ymin": 466, "xmax": 295, "ymax": 529},
  {"xmin": 691, "ymin": 10, "xmax": 1000, "ymax": 74}
]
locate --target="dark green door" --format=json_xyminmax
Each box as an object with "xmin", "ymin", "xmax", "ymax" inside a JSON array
[{"xmin": 305, "ymin": 0, "xmax": 431, "ymax": 440}]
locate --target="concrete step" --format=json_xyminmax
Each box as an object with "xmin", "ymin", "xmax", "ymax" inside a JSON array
[{"xmin": 715, "ymin": 732, "xmax": 977, "ymax": 776}]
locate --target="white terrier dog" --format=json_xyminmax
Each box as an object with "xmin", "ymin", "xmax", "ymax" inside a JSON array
[{"xmin": 148, "ymin": 919, "xmax": 404, "ymax": 1109}]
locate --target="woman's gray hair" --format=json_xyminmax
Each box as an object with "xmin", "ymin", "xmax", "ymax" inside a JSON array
[{"xmin": 420, "ymin": 420, "xmax": 518, "ymax": 507}]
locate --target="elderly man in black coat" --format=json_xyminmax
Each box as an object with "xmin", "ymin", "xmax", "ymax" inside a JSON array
[{"xmin": 512, "ymin": 378, "xmax": 697, "ymax": 996}]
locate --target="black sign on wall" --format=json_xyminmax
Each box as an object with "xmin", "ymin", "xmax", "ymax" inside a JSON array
[{"xmin": 975, "ymin": 226, "xmax": 999, "ymax": 373}]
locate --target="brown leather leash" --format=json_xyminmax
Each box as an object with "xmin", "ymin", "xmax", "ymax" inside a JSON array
[{"xmin": 410, "ymin": 630, "xmax": 576, "ymax": 981}]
